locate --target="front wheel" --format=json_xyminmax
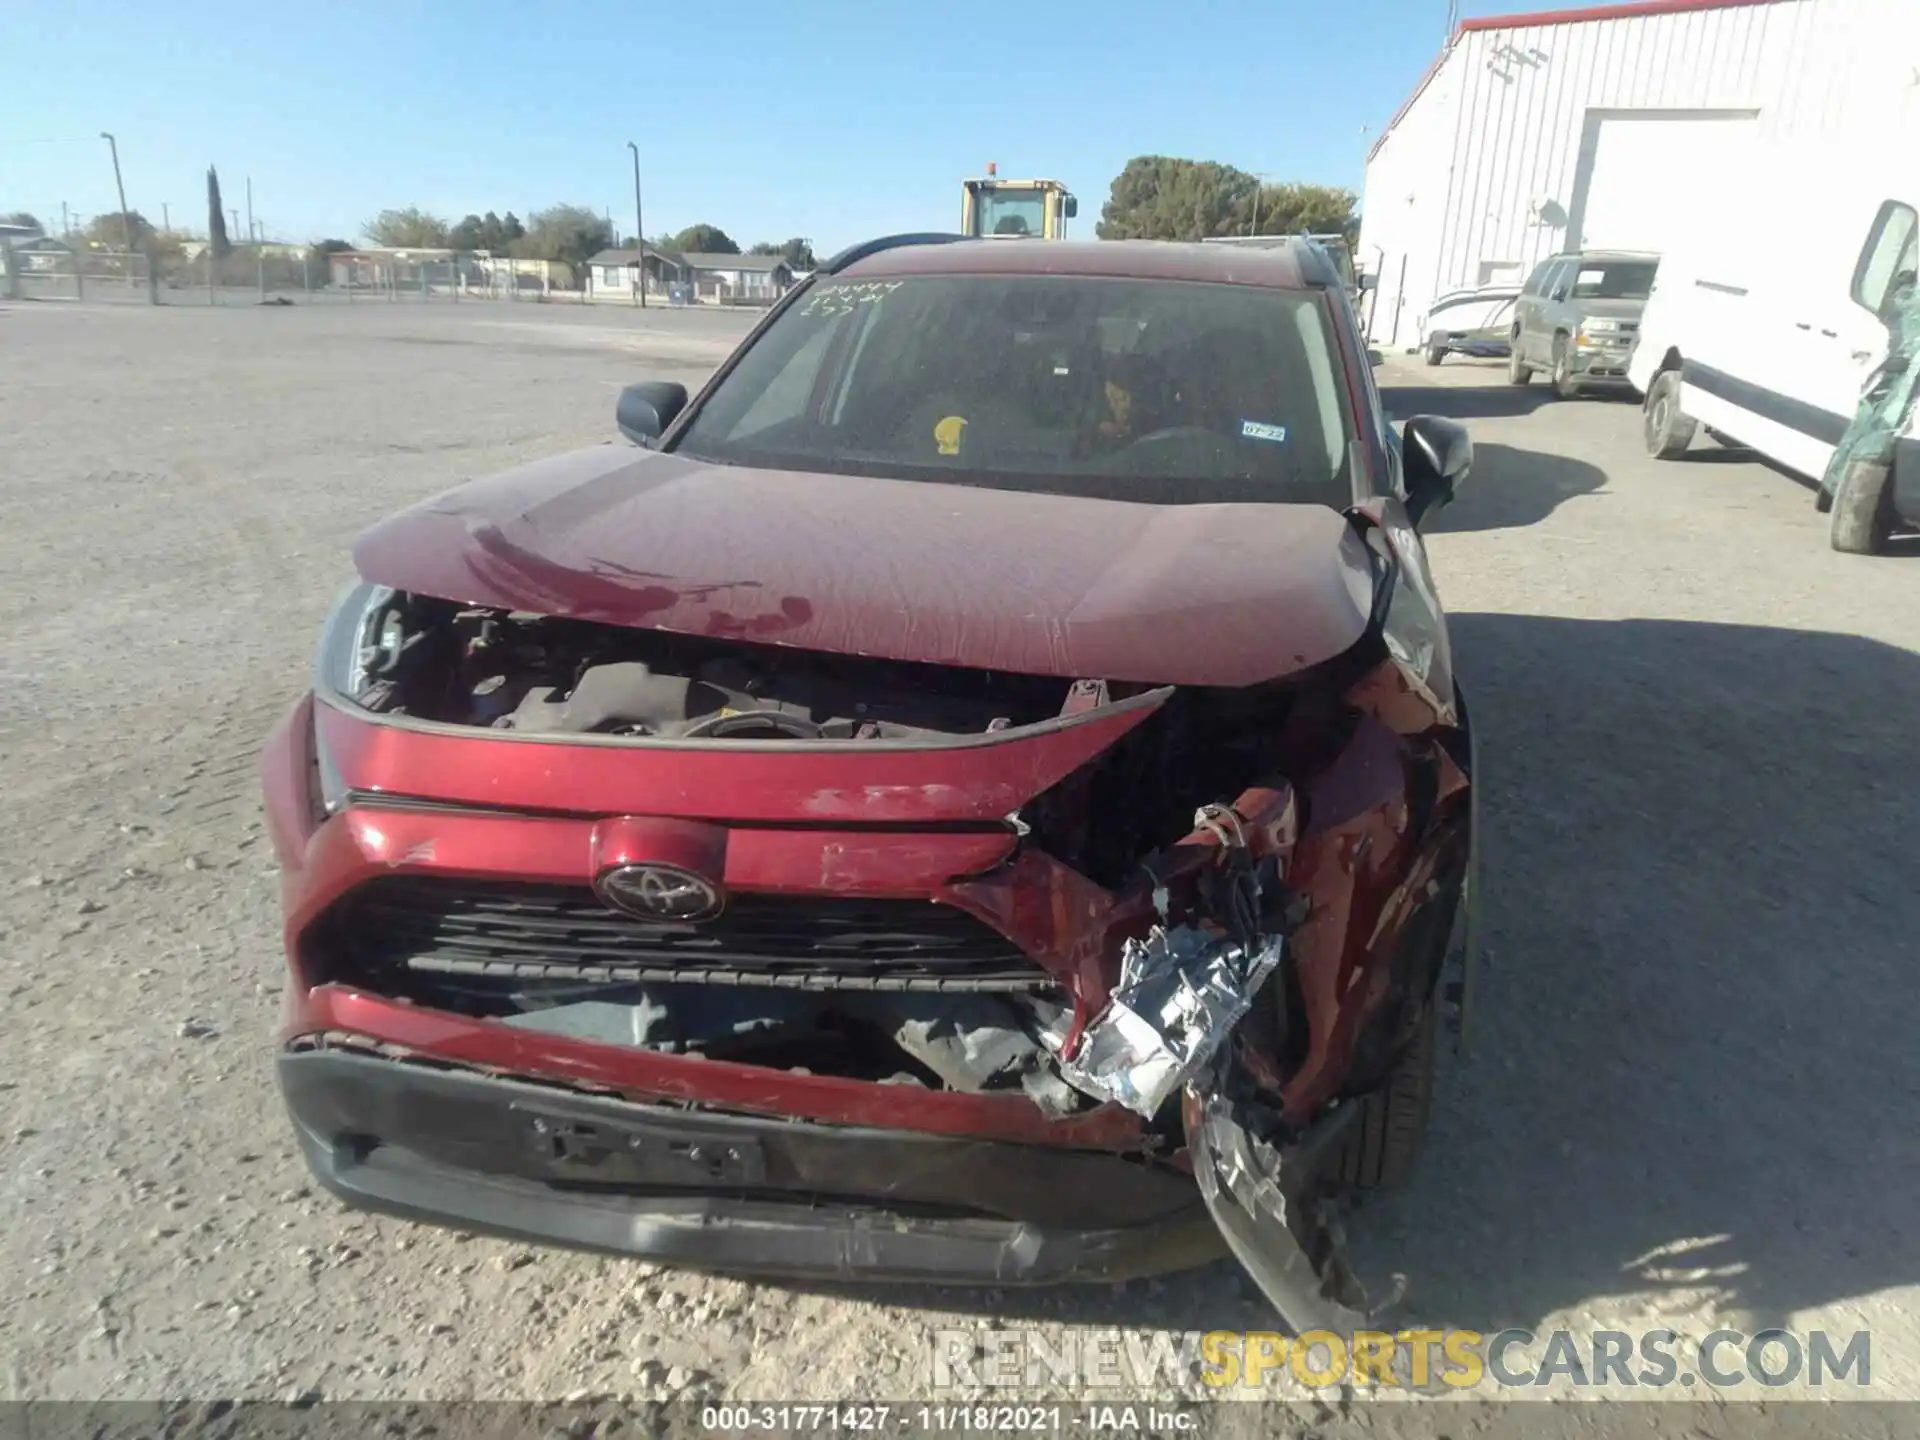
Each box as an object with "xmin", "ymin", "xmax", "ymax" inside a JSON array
[
  {"xmin": 1829, "ymin": 457, "xmax": 1896, "ymax": 554},
  {"xmin": 1551, "ymin": 337, "xmax": 1582, "ymax": 399},
  {"xmin": 1642, "ymin": 370, "xmax": 1697, "ymax": 458},
  {"xmin": 1425, "ymin": 339, "xmax": 1447, "ymax": 367},
  {"xmin": 1506, "ymin": 343, "xmax": 1533, "ymax": 386},
  {"xmin": 1331, "ymin": 1003, "xmax": 1436, "ymax": 1192}
]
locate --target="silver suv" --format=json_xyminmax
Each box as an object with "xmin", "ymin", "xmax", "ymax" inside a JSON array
[{"xmin": 1507, "ymin": 250, "xmax": 1659, "ymax": 398}]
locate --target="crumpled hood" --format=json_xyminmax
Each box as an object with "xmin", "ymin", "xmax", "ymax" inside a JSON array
[{"xmin": 353, "ymin": 447, "xmax": 1378, "ymax": 688}]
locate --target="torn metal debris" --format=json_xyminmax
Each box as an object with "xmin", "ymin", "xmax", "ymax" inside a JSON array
[{"xmin": 1058, "ymin": 923, "xmax": 1286, "ymax": 1118}]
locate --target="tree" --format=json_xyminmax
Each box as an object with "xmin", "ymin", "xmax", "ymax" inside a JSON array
[
  {"xmin": 363, "ymin": 206, "xmax": 450, "ymax": 247},
  {"xmin": 666, "ymin": 223, "xmax": 739, "ymax": 255},
  {"xmin": 0, "ymin": 211, "xmax": 42, "ymax": 236},
  {"xmin": 207, "ymin": 167, "xmax": 231, "ymax": 258},
  {"xmin": 84, "ymin": 209, "xmax": 155, "ymax": 250},
  {"xmin": 751, "ymin": 237, "xmax": 815, "ymax": 269},
  {"xmin": 1249, "ymin": 181, "xmax": 1358, "ymax": 240},
  {"xmin": 513, "ymin": 204, "xmax": 615, "ymax": 279},
  {"xmin": 447, "ymin": 213, "xmax": 486, "ymax": 251},
  {"xmin": 1096, "ymin": 157, "xmax": 1258, "ymax": 241}
]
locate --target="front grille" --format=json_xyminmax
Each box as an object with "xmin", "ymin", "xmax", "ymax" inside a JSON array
[{"xmin": 312, "ymin": 877, "xmax": 1051, "ymax": 994}]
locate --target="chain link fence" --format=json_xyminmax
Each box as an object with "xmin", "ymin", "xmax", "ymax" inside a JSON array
[
  {"xmin": 4, "ymin": 243, "xmax": 329, "ymax": 305},
  {"xmin": 2, "ymin": 242, "xmax": 717, "ymax": 308},
  {"xmin": 2, "ymin": 244, "xmax": 570, "ymax": 306}
]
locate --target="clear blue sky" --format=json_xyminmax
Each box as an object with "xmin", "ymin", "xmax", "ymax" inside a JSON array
[{"xmin": 5, "ymin": 0, "xmax": 1597, "ymax": 251}]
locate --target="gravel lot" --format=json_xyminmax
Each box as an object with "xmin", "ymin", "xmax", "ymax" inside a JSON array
[{"xmin": 3, "ymin": 298, "xmax": 1916, "ymax": 1426}]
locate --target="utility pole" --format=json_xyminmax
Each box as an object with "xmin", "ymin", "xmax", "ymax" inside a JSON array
[
  {"xmin": 230, "ymin": 208, "xmax": 241, "ymax": 241},
  {"xmin": 627, "ymin": 140, "xmax": 646, "ymax": 309},
  {"xmin": 100, "ymin": 131, "xmax": 133, "ymax": 281},
  {"xmin": 61, "ymin": 202, "xmax": 70, "ymax": 239},
  {"xmin": 162, "ymin": 202, "xmax": 170, "ymax": 232},
  {"xmin": 246, "ymin": 177, "xmax": 254, "ymax": 245}
]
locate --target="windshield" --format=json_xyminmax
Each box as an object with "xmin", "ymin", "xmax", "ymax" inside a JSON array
[
  {"xmin": 973, "ymin": 189, "xmax": 1047, "ymax": 238},
  {"xmin": 672, "ymin": 275, "xmax": 1357, "ymax": 507},
  {"xmin": 1572, "ymin": 260, "xmax": 1657, "ymax": 300}
]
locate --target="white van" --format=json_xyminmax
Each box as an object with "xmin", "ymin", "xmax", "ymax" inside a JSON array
[{"xmin": 1626, "ymin": 119, "xmax": 1919, "ymax": 553}]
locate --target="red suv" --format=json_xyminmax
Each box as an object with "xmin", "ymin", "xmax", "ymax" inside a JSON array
[{"xmin": 261, "ymin": 235, "xmax": 1478, "ymax": 1331}]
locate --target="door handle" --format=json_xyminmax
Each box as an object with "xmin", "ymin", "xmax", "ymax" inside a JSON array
[
  {"xmin": 1851, "ymin": 349, "xmax": 1876, "ymax": 362},
  {"xmin": 1820, "ymin": 328, "xmax": 1838, "ymax": 338},
  {"xmin": 1794, "ymin": 321, "xmax": 1813, "ymax": 330}
]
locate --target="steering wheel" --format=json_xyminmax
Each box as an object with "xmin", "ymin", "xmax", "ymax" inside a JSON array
[{"xmin": 1118, "ymin": 425, "xmax": 1238, "ymax": 468}]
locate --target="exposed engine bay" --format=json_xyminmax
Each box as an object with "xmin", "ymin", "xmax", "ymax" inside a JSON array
[
  {"xmin": 312, "ymin": 590, "xmax": 1410, "ymax": 1125},
  {"xmin": 344, "ymin": 591, "xmax": 1081, "ymax": 741}
]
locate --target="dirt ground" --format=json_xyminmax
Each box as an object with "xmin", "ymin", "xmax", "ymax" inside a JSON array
[{"xmin": 3, "ymin": 298, "xmax": 1916, "ymax": 1426}]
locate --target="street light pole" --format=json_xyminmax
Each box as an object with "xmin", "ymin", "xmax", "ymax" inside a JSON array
[
  {"xmin": 100, "ymin": 131, "xmax": 133, "ymax": 281},
  {"xmin": 1246, "ymin": 172, "xmax": 1277, "ymax": 238},
  {"xmin": 627, "ymin": 140, "xmax": 645, "ymax": 309}
]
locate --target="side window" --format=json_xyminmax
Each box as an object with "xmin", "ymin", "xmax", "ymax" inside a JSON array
[
  {"xmin": 726, "ymin": 317, "xmax": 842, "ymax": 439},
  {"xmin": 1853, "ymin": 201, "xmax": 1919, "ymax": 318},
  {"xmin": 1521, "ymin": 260, "xmax": 1555, "ymax": 297}
]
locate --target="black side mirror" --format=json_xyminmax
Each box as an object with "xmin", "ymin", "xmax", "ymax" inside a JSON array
[
  {"xmin": 1402, "ymin": 414, "xmax": 1472, "ymax": 526},
  {"xmin": 1551, "ymin": 286, "xmax": 1570, "ymax": 302},
  {"xmin": 1064, "ymin": 196, "xmax": 1079, "ymax": 220},
  {"xmin": 616, "ymin": 381, "xmax": 689, "ymax": 446}
]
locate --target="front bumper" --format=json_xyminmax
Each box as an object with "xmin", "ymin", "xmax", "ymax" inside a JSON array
[
  {"xmin": 281, "ymin": 1047, "xmax": 1224, "ymax": 1284},
  {"xmin": 1569, "ymin": 337, "xmax": 1636, "ymax": 381}
]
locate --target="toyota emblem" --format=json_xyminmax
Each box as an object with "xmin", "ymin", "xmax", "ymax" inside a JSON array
[{"xmin": 595, "ymin": 863, "xmax": 725, "ymax": 921}]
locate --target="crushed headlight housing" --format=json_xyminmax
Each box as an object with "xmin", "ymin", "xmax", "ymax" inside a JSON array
[
  {"xmin": 309, "ymin": 582, "xmax": 395, "ymax": 816},
  {"xmin": 1057, "ymin": 924, "xmax": 1286, "ymax": 1117}
]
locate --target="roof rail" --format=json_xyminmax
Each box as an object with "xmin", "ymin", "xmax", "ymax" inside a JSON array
[{"xmin": 820, "ymin": 232, "xmax": 969, "ymax": 275}]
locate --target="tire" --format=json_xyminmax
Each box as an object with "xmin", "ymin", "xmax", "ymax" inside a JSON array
[
  {"xmin": 1828, "ymin": 456, "xmax": 1896, "ymax": 554},
  {"xmin": 1642, "ymin": 369, "xmax": 1697, "ymax": 459},
  {"xmin": 1551, "ymin": 336, "xmax": 1582, "ymax": 399},
  {"xmin": 1424, "ymin": 339, "xmax": 1447, "ymax": 367},
  {"xmin": 1332, "ymin": 1002, "xmax": 1436, "ymax": 1192},
  {"xmin": 1506, "ymin": 341, "xmax": 1532, "ymax": 386}
]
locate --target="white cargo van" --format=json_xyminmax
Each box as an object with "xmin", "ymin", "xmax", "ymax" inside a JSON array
[{"xmin": 1626, "ymin": 111, "xmax": 1920, "ymax": 553}]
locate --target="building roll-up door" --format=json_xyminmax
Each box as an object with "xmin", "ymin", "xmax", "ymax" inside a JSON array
[{"xmin": 1569, "ymin": 109, "xmax": 1760, "ymax": 253}]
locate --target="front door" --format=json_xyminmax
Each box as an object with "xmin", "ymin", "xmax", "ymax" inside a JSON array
[{"xmin": 1512, "ymin": 258, "xmax": 1558, "ymax": 360}]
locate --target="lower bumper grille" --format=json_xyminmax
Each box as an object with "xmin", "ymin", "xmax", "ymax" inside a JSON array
[{"xmin": 311, "ymin": 877, "xmax": 1051, "ymax": 994}]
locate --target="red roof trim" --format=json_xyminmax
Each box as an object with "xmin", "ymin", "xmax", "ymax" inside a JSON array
[
  {"xmin": 1459, "ymin": 0, "xmax": 1779, "ymax": 31},
  {"xmin": 1368, "ymin": 0, "xmax": 1784, "ymax": 161}
]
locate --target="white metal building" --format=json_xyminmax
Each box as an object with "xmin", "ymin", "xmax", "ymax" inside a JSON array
[{"xmin": 1358, "ymin": 0, "xmax": 1918, "ymax": 350}]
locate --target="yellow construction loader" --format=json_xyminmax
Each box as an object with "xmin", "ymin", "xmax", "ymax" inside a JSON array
[{"xmin": 961, "ymin": 166, "xmax": 1078, "ymax": 240}]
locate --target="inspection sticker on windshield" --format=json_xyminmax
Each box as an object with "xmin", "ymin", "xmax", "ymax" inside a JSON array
[{"xmin": 1240, "ymin": 420, "xmax": 1289, "ymax": 442}]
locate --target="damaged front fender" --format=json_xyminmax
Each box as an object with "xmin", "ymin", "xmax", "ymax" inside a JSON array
[{"xmin": 1182, "ymin": 1083, "xmax": 1373, "ymax": 1335}]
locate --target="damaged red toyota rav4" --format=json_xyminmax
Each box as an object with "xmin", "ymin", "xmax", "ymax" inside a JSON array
[{"xmin": 261, "ymin": 235, "xmax": 1478, "ymax": 1331}]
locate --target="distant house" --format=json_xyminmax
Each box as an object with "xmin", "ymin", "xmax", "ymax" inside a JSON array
[
  {"xmin": 681, "ymin": 252, "xmax": 794, "ymax": 304},
  {"xmin": 329, "ymin": 245, "xmax": 463, "ymax": 289},
  {"xmin": 12, "ymin": 236, "xmax": 75, "ymax": 273},
  {"xmin": 586, "ymin": 245, "xmax": 687, "ymax": 299}
]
